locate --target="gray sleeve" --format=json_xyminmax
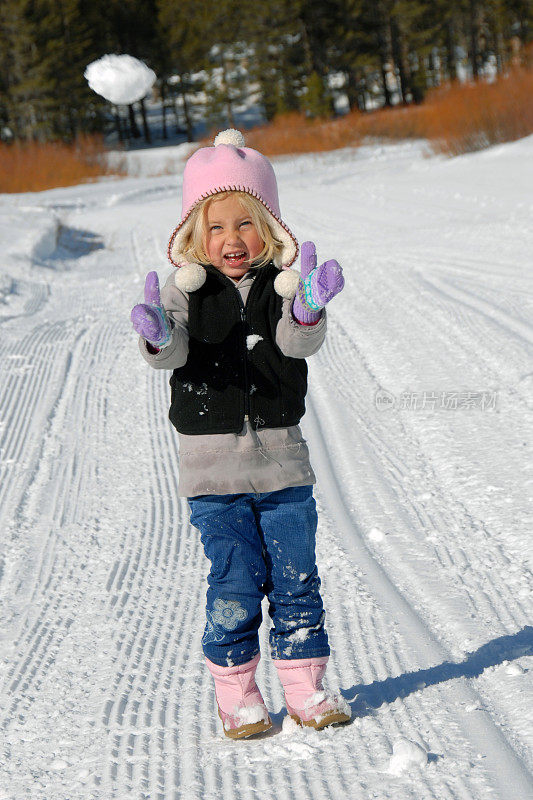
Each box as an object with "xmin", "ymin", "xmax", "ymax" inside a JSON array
[
  {"xmin": 275, "ymin": 299, "xmax": 327, "ymax": 358},
  {"xmin": 138, "ymin": 271, "xmax": 190, "ymax": 370}
]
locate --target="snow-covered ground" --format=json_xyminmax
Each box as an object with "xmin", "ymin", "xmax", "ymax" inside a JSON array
[
  {"xmin": 105, "ymin": 141, "xmax": 196, "ymax": 179},
  {"xmin": 0, "ymin": 137, "xmax": 532, "ymax": 800}
]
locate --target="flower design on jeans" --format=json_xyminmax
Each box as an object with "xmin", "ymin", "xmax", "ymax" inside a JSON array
[
  {"xmin": 211, "ymin": 598, "xmax": 248, "ymax": 630},
  {"xmin": 202, "ymin": 599, "xmax": 249, "ymax": 646}
]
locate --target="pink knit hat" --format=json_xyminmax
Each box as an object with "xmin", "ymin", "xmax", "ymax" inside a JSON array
[{"xmin": 168, "ymin": 129, "xmax": 300, "ymax": 297}]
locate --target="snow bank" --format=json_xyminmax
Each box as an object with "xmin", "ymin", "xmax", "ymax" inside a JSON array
[{"xmin": 0, "ymin": 204, "xmax": 58, "ymax": 263}]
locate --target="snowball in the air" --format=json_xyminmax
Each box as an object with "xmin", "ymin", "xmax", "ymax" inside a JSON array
[{"xmin": 85, "ymin": 54, "xmax": 156, "ymax": 105}]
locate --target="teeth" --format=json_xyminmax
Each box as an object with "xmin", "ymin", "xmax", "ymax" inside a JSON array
[{"xmin": 225, "ymin": 252, "xmax": 246, "ymax": 258}]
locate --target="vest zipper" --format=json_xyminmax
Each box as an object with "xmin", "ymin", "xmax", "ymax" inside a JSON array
[
  {"xmin": 237, "ymin": 294, "xmax": 251, "ymax": 419},
  {"xmin": 233, "ymin": 268, "xmax": 271, "ymax": 428}
]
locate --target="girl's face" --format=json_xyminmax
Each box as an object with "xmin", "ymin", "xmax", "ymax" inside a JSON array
[{"xmin": 205, "ymin": 194, "xmax": 264, "ymax": 281}]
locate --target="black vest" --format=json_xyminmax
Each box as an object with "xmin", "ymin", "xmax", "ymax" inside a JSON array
[{"xmin": 168, "ymin": 263, "xmax": 308, "ymax": 434}]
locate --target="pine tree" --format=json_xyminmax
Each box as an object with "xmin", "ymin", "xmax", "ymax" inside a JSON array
[
  {"xmin": 33, "ymin": 0, "xmax": 104, "ymax": 139},
  {"xmin": 0, "ymin": 0, "xmax": 40, "ymax": 139},
  {"xmin": 199, "ymin": 0, "xmax": 260, "ymax": 130},
  {"xmin": 157, "ymin": 0, "xmax": 214, "ymax": 139},
  {"xmin": 388, "ymin": 1, "xmax": 435, "ymax": 102},
  {"xmin": 241, "ymin": 0, "xmax": 306, "ymax": 121},
  {"xmin": 297, "ymin": 0, "xmax": 345, "ymax": 113},
  {"xmin": 0, "ymin": 0, "xmax": 50, "ymax": 139},
  {"xmin": 0, "ymin": 0, "xmax": 108, "ymax": 142},
  {"xmin": 303, "ymin": 71, "xmax": 332, "ymax": 116},
  {"xmin": 329, "ymin": 0, "xmax": 383, "ymax": 111}
]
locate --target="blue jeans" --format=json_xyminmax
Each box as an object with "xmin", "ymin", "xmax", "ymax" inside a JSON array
[{"xmin": 188, "ymin": 485, "xmax": 330, "ymax": 667}]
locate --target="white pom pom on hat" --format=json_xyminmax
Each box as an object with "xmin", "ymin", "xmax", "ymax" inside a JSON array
[
  {"xmin": 168, "ymin": 127, "xmax": 300, "ymax": 295},
  {"xmin": 213, "ymin": 128, "xmax": 246, "ymax": 147},
  {"xmin": 273, "ymin": 268, "xmax": 300, "ymax": 299},
  {"xmin": 174, "ymin": 261, "xmax": 207, "ymax": 292}
]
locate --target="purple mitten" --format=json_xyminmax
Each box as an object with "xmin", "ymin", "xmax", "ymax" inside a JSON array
[
  {"xmin": 131, "ymin": 271, "xmax": 172, "ymax": 349},
  {"xmin": 292, "ymin": 241, "xmax": 345, "ymax": 324}
]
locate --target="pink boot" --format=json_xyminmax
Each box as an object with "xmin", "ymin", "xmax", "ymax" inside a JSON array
[
  {"xmin": 273, "ymin": 657, "xmax": 351, "ymax": 729},
  {"xmin": 206, "ymin": 654, "xmax": 272, "ymax": 739}
]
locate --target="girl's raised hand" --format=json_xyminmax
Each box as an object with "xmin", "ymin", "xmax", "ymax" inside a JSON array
[
  {"xmin": 292, "ymin": 241, "xmax": 344, "ymax": 324},
  {"xmin": 130, "ymin": 271, "xmax": 172, "ymax": 349}
]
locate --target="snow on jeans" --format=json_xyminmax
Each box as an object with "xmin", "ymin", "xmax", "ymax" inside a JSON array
[{"xmin": 188, "ymin": 485, "xmax": 330, "ymax": 667}]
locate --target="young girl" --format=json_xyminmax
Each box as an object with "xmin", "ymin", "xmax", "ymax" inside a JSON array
[{"xmin": 131, "ymin": 129, "xmax": 349, "ymax": 739}]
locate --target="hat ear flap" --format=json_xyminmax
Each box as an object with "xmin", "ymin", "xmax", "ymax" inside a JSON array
[{"xmin": 175, "ymin": 262, "xmax": 206, "ymax": 292}]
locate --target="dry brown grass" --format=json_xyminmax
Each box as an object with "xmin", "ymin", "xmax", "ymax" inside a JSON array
[
  {"xmin": 222, "ymin": 64, "xmax": 533, "ymax": 158},
  {"xmin": 241, "ymin": 105, "xmax": 429, "ymax": 155},
  {"xmin": 421, "ymin": 67, "xmax": 533, "ymax": 155},
  {"xmin": 0, "ymin": 134, "xmax": 124, "ymax": 193}
]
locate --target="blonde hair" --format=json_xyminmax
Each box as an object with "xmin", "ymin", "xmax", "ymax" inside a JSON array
[{"xmin": 180, "ymin": 191, "xmax": 284, "ymax": 268}]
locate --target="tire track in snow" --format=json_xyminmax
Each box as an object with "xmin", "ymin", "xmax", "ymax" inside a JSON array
[
  {"xmin": 415, "ymin": 269, "xmax": 533, "ymax": 348},
  {"xmin": 1, "ymin": 311, "xmax": 164, "ymax": 796},
  {"xmin": 0, "ymin": 322, "xmax": 71, "ymax": 529},
  {"xmin": 304, "ymin": 378, "xmax": 533, "ymax": 800},
  {"xmin": 324, "ymin": 253, "xmax": 532, "ymax": 616},
  {"xmin": 0, "ymin": 321, "xmax": 122, "ymax": 726},
  {"xmin": 409, "ymin": 263, "xmax": 533, "ymax": 411},
  {"xmin": 362, "ymin": 260, "xmax": 532, "ymax": 575},
  {"xmin": 100, "ymin": 363, "xmax": 209, "ymax": 798},
  {"xmin": 313, "ymin": 500, "xmax": 487, "ymax": 800},
  {"xmin": 392, "ymin": 256, "xmax": 532, "ymax": 381},
  {"xmin": 315, "ymin": 305, "xmax": 531, "ymax": 643},
  {"xmin": 130, "ymin": 228, "xmax": 168, "ymax": 285},
  {"xmin": 1, "ymin": 324, "xmax": 121, "ymax": 731},
  {"xmin": 0, "ymin": 322, "xmax": 77, "ymax": 679}
]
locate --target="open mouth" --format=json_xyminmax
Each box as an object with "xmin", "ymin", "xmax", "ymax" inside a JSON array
[{"xmin": 223, "ymin": 251, "xmax": 248, "ymax": 267}]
